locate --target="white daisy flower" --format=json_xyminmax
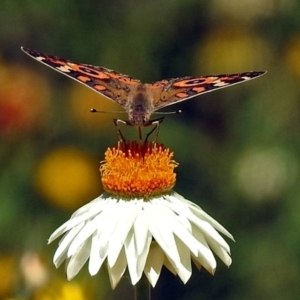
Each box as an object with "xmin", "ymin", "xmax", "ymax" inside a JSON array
[{"xmin": 48, "ymin": 141, "xmax": 234, "ymax": 289}]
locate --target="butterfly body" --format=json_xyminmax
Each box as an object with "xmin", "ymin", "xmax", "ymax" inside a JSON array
[{"xmin": 21, "ymin": 47, "xmax": 266, "ymax": 131}]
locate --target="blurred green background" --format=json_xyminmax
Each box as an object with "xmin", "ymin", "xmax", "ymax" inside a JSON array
[{"xmin": 1, "ymin": 0, "xmax": 300, "ymax": 299}]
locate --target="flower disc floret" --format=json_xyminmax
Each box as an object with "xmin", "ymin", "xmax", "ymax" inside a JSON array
[{"xmin": 100, "ymin": 141, "xmax": 178, "ymax": 198}]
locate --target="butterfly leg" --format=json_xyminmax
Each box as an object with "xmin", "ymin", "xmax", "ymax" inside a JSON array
[
  {"xmin": 113, "ymin": 119, "xmax": 131, "ymax": 143},
  {"xmin": 144, "ymin": 117, "xmax": 164, "ymax": 142}
]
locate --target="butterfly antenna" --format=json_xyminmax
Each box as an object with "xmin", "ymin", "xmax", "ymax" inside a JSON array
[
  {"xmin": 153, "ymin": 109, "xmax": 182, "ymax": 115},
  {"xmin": 90, "ymin": 108, "xmax": 127, "ymax": 114}
]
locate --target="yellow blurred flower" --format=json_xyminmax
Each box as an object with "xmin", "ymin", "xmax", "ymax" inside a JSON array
[
  {"xmin": 35, "ymin": 147, "xmax": 102, "ymax": 210},
  {"xmin": 0, "ymin": 61, "xmax": 50, "ymax": 137},
  {"xmin": 284, "ymin": 35, "xmax": 300, "ymax": 79},
  {"xmin": 69, "ymin": 83, "xmax": 121, "ymax": 132},
  {"xmin": 0, "ymin": 254, "xmax": 16, "ymax": 298},
  {"xmin": 194, "ymin": 27, "xmax": 271, "ymax": 74},
  {"xmin": 210, "ymin": 0, "xmax": 291, "ymax": 22},
  {"xmin": 33, "ymin": 280, "xmax": 93, "ymax": 300}
]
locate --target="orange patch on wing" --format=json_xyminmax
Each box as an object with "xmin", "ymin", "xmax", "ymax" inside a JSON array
[
  {"xmin": 94, "ymin": 72, "xmax": 112, "ymax": 79},
  {"xmin": 173, "ymin": 77, "xmax": 217, "ymax": 87},
  {"xmin": 176, "ymin": 92, "xmax": 189, "ymax": 98},
  {"xmin": 48, "ymin": 58, "xmax": 65, "ymax": 66},
  {"xmin": 94, "ymin": 72, "xmax": 111, "ymax": 79},
  {"xmin": 67, "ymin": 63, "xmax": 110, "ymax": 79},
  {"xmin": 94, "ymin": 85, "xmax": 106, "ymax": 91},
  {"xmin": 173, "ymin": 81, "xmax": 189, "ymax": 87},
  {"xmin": 192, "ymin": 87, "xmax": 206, "ymax": 93},
  {"xmin": 202, "ymin": 77, "xmax": 217, "ymax": 84},
  {"xmin": 77, "ymin": 75, "xmax": 91, "ymax": 82}
]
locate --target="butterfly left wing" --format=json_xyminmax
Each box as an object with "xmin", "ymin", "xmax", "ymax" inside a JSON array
[
  {"xmin": 150, "ymin": 71, "xmax": 266, "ymax": 110},
  {"xmin": 21, "ymin": 47, "xmax": 141, "ymax": 108}
]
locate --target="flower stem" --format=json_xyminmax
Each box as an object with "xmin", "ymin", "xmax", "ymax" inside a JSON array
[{"xmin": 134, "ymin": 275, "xmax": 151, "ymax": 300}]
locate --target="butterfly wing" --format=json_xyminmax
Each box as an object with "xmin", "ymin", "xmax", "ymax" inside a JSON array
[
  {"xmin": 151, "ymin": 71, "xmax": 266, "ymax": 110},
  {"xmin": 21, "ymin": 47, "xmax": 141, "ymax": 108}
]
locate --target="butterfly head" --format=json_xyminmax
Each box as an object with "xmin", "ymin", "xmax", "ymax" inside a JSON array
[{"xmin": 126, "ymin": 84, "xmax": 154, "ymax": 128}]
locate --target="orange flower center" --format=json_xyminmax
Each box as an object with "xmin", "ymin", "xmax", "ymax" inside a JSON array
[{"xmin": 100, "ymin": 141, "xmax": 178, "ymax": 198}]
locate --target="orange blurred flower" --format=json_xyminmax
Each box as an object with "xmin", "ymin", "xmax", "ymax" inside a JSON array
[{"xmin": 0, "ymin": 61, "xmax": 50, "ymax": 137}]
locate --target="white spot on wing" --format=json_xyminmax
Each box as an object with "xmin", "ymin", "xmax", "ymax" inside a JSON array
[
  {"xmin": 56, "ymin": 66, "xmax": 72, "ymax": 73},
  {"xmin": 213, "ymin": 80, "xmax": 230, "ymax": 87},
  {"xmin": 36, "ymin": 56, "xmax": 46, "ymax": 61},
  {"xmin": 242, "ymin": 76, "xmax": 251, "ymax": 80}
]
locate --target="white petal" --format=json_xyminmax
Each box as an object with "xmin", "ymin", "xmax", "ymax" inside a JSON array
[
  {"xmin": 107, "ymin": 248, "xmax": 127, "ymax": 290},
  {"xmin": 204, "ymin": 231, "xmax": 231, "ymax": 254},
  {"xmin": 189, "ymin": 214, "xmax": 231, "ymax": 253},
  {"xmin": 49, "ymin": 196, "xmax": 115, "ymax": 243},
  {"xmin": 172, "ymin": 236, "xmax": 192, "ymax": 283},
  {"xmin": 124, "ymin": 229, "xmax": 139, "ymax": 284},
  {"xmin": 107, "ymin": 201, "xmax": 139, "ymax": 267},
  {"xmin": 115, "ymin": 201, "xmax": 140, "ymax": 244},
  {"xmin": 144, "ymin": 242, "xmax": 164, "ymax": 287},
  {"xmin": 159, "ymin": 199, "xmax": 199, "ymax": 256},
  {"xmin": 67, "ymin": 216, "xmax": 100, "ymax": 257},
  {"xmin": 70, "ymin": 194, "xmax": 109, "ymax": 218},
  {"xmin": 133, "ymin": 206, "xmax": 148, "ymax": 255},
  {"xmin": 146, "ymin": 201, "xmax": 193, "ymax": 278},
  {"xmin": 127, "ymin": 212, "xmax": 152, "ymax": 282},
  {"xmin": 189, "ymin": 206, "xmax": 234, "ymax": 241},
  {"xmin": 192, "ymin": 225, "xmax": 216, "ymax": 274},
  {"xmin": 163, "ymin": 256, "xmax": 177, "ymax": 275},
  {"xmin": 208, "ymin": 242, "xmax": 232, "ymax": 267},
  {"xmin": 88, "ymin": 231, "xmax": 105, "ymax": 275},
  {"xmin": 136, "ymin": 233, "xmax": 152, "ymax": 280},
  {"xmin": 96, "ymin": 200, "xmax": 124, "ymax": 258},
  {"xmin": 53, "ymin": 223, "xmax": 85, "ymax": 268},
  {"xmin": 48, "ymin": 216, "xmax": 86, "ymax": 244},
  {"xmin": 174, "ymin": 192, "xmax": 234, "ymax": 241},
  {"xmin": 66, "ymin": 236, "xmax": 92, "ymax": 280},
  {"xmin": 144, "ymin": 201, "xmax": 181, "ymax": 267},
  {"xmin": 191, "ymin": 256, "xmax": 202, "ymax": 270}
]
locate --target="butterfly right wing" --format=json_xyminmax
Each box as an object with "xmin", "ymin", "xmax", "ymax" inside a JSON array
[
  {"xmin": 21, "ymin": 47, "xmax": 141, "ymax": 108},
  {"xmin": 150, "ymin": 71, "xmax": 266, "ymax": 110}
]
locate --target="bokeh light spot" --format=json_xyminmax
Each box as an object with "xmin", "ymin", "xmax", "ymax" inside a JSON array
[
  {"xmin": 233, "ymin": 147, "xmax": 297, "ymax": 202},
  {"xmin": 35, "ymin": 147, "xmax": 102, "ymax": 210},
  {"xmin": 284, "ymin": 35, "xmax": 300, "ymax": 79},
  {"xmin": 0, "ymin": 62, "xmax": 50, "ymax": 137},
  {"xmin": 0, "ymin": 254, "xmax": 16, "ymax": 298},
  {"xmin": 195, "ymin": 27, "xmax": 271, "ymax": 73}
]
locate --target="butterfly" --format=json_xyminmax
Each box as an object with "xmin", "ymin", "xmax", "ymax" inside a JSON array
[{"xmin": 21, "ymin": 47, "xmax": 266, "ymax": 138}]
